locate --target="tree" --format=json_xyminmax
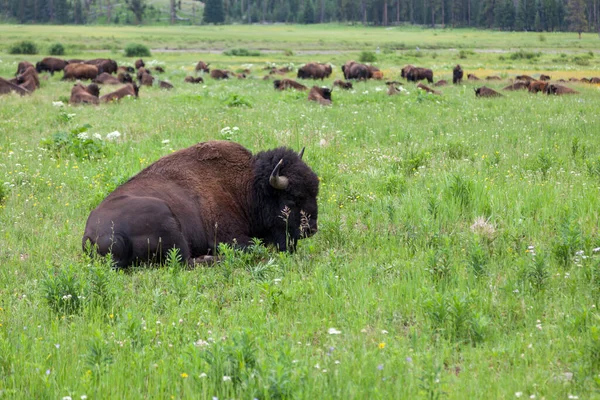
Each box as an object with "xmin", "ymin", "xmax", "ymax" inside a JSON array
[
  {"xmin": 126, "ymin": 0, "xmax": 147, "ymax": 24},
  {"xmin": 204, "ymin": 0, "xmax": 225, "ymax": 23},
  {"xmin": 566, "ymin": 0, "xmax": 587, "ymax": 38},
  {"xmin": 302, "ymin": 0, "xmax": 315, "ymax": 22}
]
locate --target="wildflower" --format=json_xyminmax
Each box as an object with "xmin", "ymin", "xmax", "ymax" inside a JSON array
[
  {"xmin": 470, "ymin": 216, "xmax": 496, "ymax": 239},
  {"xmin": 377, "ymin": 364, "xmax": 384, "ymax": 370},
  {"xmin": 314, "ymin": 363, "xmax": 321, "ymax": 369},
  {"xmin": 45, "ymin": 369, "xmax": 51, "ymax": 375},
  {"xmin": 181, "ymin": 373, "xmax": 188, "ymax": 378},
  {"xmin": 515, "ymin": 392, "xmax": 523, "ymax": 398},
  {"xmin": 106, "ymin": 131, "xmax": 121, "ymax": 141},
  {"xmin": 381, "ymin": 329, "xmax": 388, "ymax": 334},
  {"xmin": 199, "ymin": 373, "xmax": 207, "ymax": 378},
  {"xmin": 593, "ymin": 247, "xmax": 600, "ymax": 253},
  {"xmin": 378, "ymin": 342, "xmax": 386, "ymax": 349},
  {"xmin": 334, "ymin": 360, "xmax": 340, "ymax": 364},
  {"xmin": 92, "ymin": 133, "xmax": 102, "ymax": 140},
  {"xmin": 222, "ymin": 376, "xmax": 231, "ymax": 382},
  {"xmin": 55, "ymin": 343, "xmax": 60, "ymax": 349},
  {"xmin": 52, "ymin": 101, "xmax": 64, "ymax": 107},
  {"xmin": 406, "ymin": 357, "xmax": 413, "ymax": 362},
  {"xmin": 62, "ymin": 397, "xmax": 72, "ymax": 400},
  {"xmin": 328, "ymin": 328, "xmax": 341, "ymax": 335},
  {"xmin": 529, "ymin": 395, "xmax": 536, "ymax": 399},
  {"xmin": 77, "ymin": 132, "xmax": 89, "ymax": 140},
  {"xmin": 162, "ymin": 139, "xmax": 170, "ymax": 144},
  {"xmin": 568, "ymin": 395, "xmax": 579, "ymax": 399},
  {"xmin": 81, "ymin": 396, "xmax": 88, "ymax": 400}
]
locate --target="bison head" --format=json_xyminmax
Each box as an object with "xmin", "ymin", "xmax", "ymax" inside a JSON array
[
  {"xmin": 252, "ymin": 147, "xmax": 319, "ymax": 251},
  {"xmin": 320, "ymin": 87, "xmax": 332, "ymax": 101},
  {"xmin": 35, "ymin": 62, "xmax": 43, "ymax": 73}
]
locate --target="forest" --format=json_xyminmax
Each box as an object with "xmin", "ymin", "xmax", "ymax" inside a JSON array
[{"xmin": 0, "ymin": 0, "xmax": 598, "ymax": 36}]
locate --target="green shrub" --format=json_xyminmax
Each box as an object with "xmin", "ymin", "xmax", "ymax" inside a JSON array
[
  {"xmin": 42, "ymin": 264, "xmax": 86, "ymax": 316},
  {"xmin": 224, "ymin": 94, "xmax": 252, "ymax": 108},
  {"xmin": 224, "ymin": 48, "xmax": 261, "ymax": 57},
  {"xmin": 359, "ymin": 51, "xmax": 377, "ymax": 63},
  {"xmin": 8, "ymin": 40, "xmax": 38, "ymax": 55},
  {"xmin": 124, "ymin": 43, "xmax": 151, "ymax": 57},
  {"xmin": 40, "ymin": 124, "xmax": 109, "ymax": 160},
  {"xmin": 49, "ymin": 43, "xmax": 65, "ymax": 56},
  {"xmin": 509, "ymin": 50, "xmax": 541, "ymax": 60},
  {"xmin": 283, "ymin": 49, "xmax": 294, "ymax": 56}
]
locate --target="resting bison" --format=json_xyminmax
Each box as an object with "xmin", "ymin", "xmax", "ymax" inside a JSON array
[
  {"xmin": 184, "ymin": 76, "xmax": 204, "ymax": 84},
  {"xmin": 342, "ymin": 61, "xmax": 370, "ymax": 80},
  {"xmin": 154, "ymin": 66, "xmax": 165, "ymax": 73},
  {"xmin": 16, "ymin": 61, "xmax": 34, "ymax": 76},
  {"xmin": 516, "ymin": 75, "xmax": 535, "ymax": 81},
  {"xmin": 308, "ymin": 86, "xmax": 332, "ymax": 105},
  {"xmin": 159, "ymin": 80, "xmax": 174, "ymax": 90},
  {"xmin": 539, "ymin": 74, "xmax": 551, "ymax": 81},
  {"xmin": 590, "ymin": 77, "xmax": 600, "ymax": 84},
  {"xmin": 528, "ymin": 81, "xmax": 548, "ymax": 94},
  {"xmin": 135, "ymin": 59, "xmax": 145, "ymax": 69},
  {"xmin": 0, "ymin": 77, "xmax": 30, "ymax": 96},
  {"xmin": 139, "ymin": 72, "xmax": 154, "ymax": 86},
  {"xmin": 17, "ymin": 66, "xmax": 40, "ymax": 89},
  {"xmin": 269, "ymin": 66, "xmax": 292, "ymax": 75},
  {"xmin": 273, "ymin": 79, "xmax": 307, "ymax": 91},
  {"xmin": 569, "ymin": 77, "xmax": 581, "ymax": 82},
  {"xmin": 417, "ymin": 82, "xmax": 440, "ymax": 95},
  {"xmin": 136, "ymin": 67, "xmax": 151, "ymax": 81},
  {"xmin": 85, "ymin": 58, "xmax": 118, "ymax": 75},
  {"xmin": 63, "ymin": 64, "xmax": 98, "ymax": 81},
  {"xmin": 36, "ymin": 57, "xmax": 68, "ymax": 75},
  {"xmin": 94, "ymin": 72, "xmax": 122, "ymax": 85},
  {"xmin": 503, "ymin": 82, "xmax": 529, "ymax": 91},
  {"xmin": 70, "ymin": 83, "xmax": 100, "ymax": 105},
  {"xmin": 467, "ymin": 74, "xmax": 481, "ymax": 81},
  {"xmin": 100, "ymin": 83, "xmax": 139, "ymax": 103},
  {"xmin": 210, "ymin": 69, "xmax": 230, "ymax": 80},
  {"xmin": 297, "ymin": 63, "xmax": 332, "ymax": 80},
  {"xmin": 434, "ymin": 80, "xmax": 448, "ymax": 87},
  {"xmin": 406, "ymin": 67, "xmax": 433, "ymax": 83},
  {"xmin": 118, "ymin": 72, "xmax": 133, "ymax": 84},
  {"xmin": 485, "ymin": 75, "xmax": 501, "ymax": 80},
  {"xmin": 387, "ymin": 83, "xmax": 402, "ymax": 96},
  {"xmin": 544, "ymin": 84, "xmax": 578, "ymax": 95},
  {"xmin": 333, "ymin": 80, "xmax": 353, "ymax": 90},
  {"xmin": 195, "ymin": 61, "xmax": 210, "ymax": 73},
  {"xmin": 117, "ymin": 66, "xmax": 135, "ymax": 74},
  {"xmin": 453, "ymin": 65, "xmax": 463, "ymax": 84},
  {"xmin": 475, "ymin": 86, "xmax": 502, "ymax": 97},
  {"xmin": 82, "ymin": 141, "xmax": 319, "ymax": 267}
]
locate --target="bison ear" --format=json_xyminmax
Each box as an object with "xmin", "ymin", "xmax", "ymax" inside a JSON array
[
  {"xmin": 269, "ymin": 159, "xmax": 289, "ymax": 190},
  {"xmin": 298, "ymin": 147, "xmax": 305, "ymax": 159}
]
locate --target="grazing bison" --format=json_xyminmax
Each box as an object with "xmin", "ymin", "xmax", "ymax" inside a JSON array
[
  {"xmin": 297, "ymin": 63, "xmax": 332, "ymax": 80},
  {"xmin": 544, "ymin": 84, "xmax": 578, "ymax": 95},
  {"xmin": 195, "ymin": 61, "xmax": 210, "ymax": 73},
  {"xmin": 273, "ymin": 79, "xmax": 308, "ymax": 91},
  {"xmin": 528, "ymin": 81, "xmax": 548, "ymax": 94},
  {"xmin": 467, "ymin": 73, "xmax": 481, "ymax": 81},
  {"xmin": 63, "ymin": 64, "xmax": 98, "ymax": 81},
  {"xmin": 0, "ymin": 77, "xmax": 30, "ymax": 96},
  {"xmin": 308, "ymin": 86, "xmax": 332, "ymax": 105},
  {"xmin": 406, "ymin": 67, "xmax": 433, "ymax": 83},
  {"xmin": 580, "ymin": 77, "xmax": 591, "ymax": 83},
  {"xmin": 67, "ymin": 59, "xmax": 84, "ymax": 64},
  {"xmin": 184, "ymin": 76, "xmax": 204, "ymax": 84},
  {"xmin": 70, "ymin": 83, "xmax": 100, "ymax": 105},
  {"xmin": 417, "ymin": 82, "xmax": 440, "ymax": 95},
  {"xmin": 36, "ymin": 57, "xmax": 68, "ymax": 75},
  {"xmin": 503, "ymin": 82, "xmax": 529, "ymax": 91},
  {"xmin": 85, "ymin": 58, "xmax": 118, "ymax": 75},
  {"xmin": 135, "ymin": 59, "xmax": 145, "ymax": 69},
  {"xmin": 333, "ymin": 80, "xmax": 353, "ymax": 90},
  {"xmin": 569, "ymin": 77, "xmax": 581, "ymax": 82},
  {"xmin": 210, "ymin": 69, "xmax": 230, "ymax": 80},
  {"xmin": 485, "ymin": 75, "xmax": 502, "ymax": 80},
  {"xmin": 401, "ymin": 65, "xmax": 415, "ymax": 79},
  {"xmin": 159, "ymin": 80, "xmax": 174, "ymax": 90},
  {"xmin": 453, "ymin": 65, "xmax": 463, "ymax": 84},
  {"xmin": 82, "ymin": 141, "xmax": 319, "ymax": 267},
  {"xmin": 539, "ymin": 74, "xmax": 551, "ymax": 81},
  {"xmin": 16, "ymin": 61, "xmax": 34, "ymax": 76},
  {"xmin": 434, "ymin": 80, "xmax": 448, "ymax": 87},
  {"xmin": 342, "ymin": 61, "xmax": 370, "ymax": 80},
  {"xmin": 590, "ymin": 77, "xmax": 600, "ymax": 84},
  {"xmin": 94, "ymin": 72, "xmax": 122, "ymax": 85},
  {"xmin": 475, "ymin": 86, "xmax": 502, "ymax": 97},
  {"xmin": 516, "ymin": 74, "xmax": 535, "ymax": 81},
  {"xmin": 100, "ymin": 83, "xmax": 139, "ymax": 103}
]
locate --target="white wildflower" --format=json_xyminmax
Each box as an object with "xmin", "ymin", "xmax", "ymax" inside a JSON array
[
  {"xmin": 162, "ymin": 139, "xmax": 170, "ymax": 144},
  {"xmin": 105, "ymin": 131, "xmax": 121, "ymax": 141},
  {"xmin": 52, "ymin": 101, "xmax": 65, "ymax": 107},
  {"xmin": 222, "ymin": 375, "xmax": 231, "ymax": 382},
  {"xmin": 77, "ymin": 132, "xmax": 89, "ymax": 140},
  {"xmin": 328, "ymin": 328, "xmax": 341, "ymax": 335},
  {"xmin": 199, "ymin": 372, "xmax": 207, "ymax": 378},
  {"xmin": 92, "ymin": 133, "xmax": 102, "ymax": 140},
  {"xmin": 515, "ymin": 392, "xmax": 523, "ymax": 398}
]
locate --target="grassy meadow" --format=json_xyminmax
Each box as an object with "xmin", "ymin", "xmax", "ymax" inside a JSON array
[{"xmin": 1, "ymin": 25, "xmax": 600, "ymax": 399}]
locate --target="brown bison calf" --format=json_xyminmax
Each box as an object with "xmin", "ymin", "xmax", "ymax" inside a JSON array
[
  {"xmin": 184, "ymin": 76, "xmax": 204, "ymax": 84},
  {"xmin": 63, "ymin": 64, "xmax": 98, "ymax": 81},
  {"xmin": 333, "ymin": 80, "xmax": 353, "ymax": 90},
  {"xmin": 210, "ymin": 69, "xmax": 230, "ymax": 80},
  {"xmin": 475, "ymin": 86, "xmax": 503, "ymax": 97},
  {"xmin": 70, "ymin": 83, "xmax": 100, "ymax": 105},
  {"xmin": 308, "ymin": 86, "xmax": 332, "ymax": 105},
  {"xmin": 100, "ymin": 84, "xmax": 139, "ymax": 103},
  {"xmin": 273, "ymin": 79, "xmax": 308, "ymax": 91}
]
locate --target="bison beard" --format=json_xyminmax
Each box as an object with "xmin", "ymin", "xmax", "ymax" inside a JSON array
[{"xmin": 82, "ymin": 141, "xmax": 320, "ymax": 268}]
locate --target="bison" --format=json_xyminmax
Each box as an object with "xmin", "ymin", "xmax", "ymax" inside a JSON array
[
  {"xmin": 406, "ymin": 67, "xmax": 433, "ymax": 83},
  {"xmin": 544, "ymin": 84, "xmax": 578, "ymax": 95},
  {"xmin": 528, "ymin": 81, "xmax": 548, "ymax": 94},
  {"xmin": 159, "ymin": 80, "xmax": 174, "ymax": 90},
  {"xmin": 195, "ymin": 61, "xmax": 210, "ymax": 73},
  {"xmin": 16, "ymin": 73, "xmax": 38, "ymax": 92},
  {"xmin": 85, "ymin": 58, "xmax": 118, "ymax": 75},
  {"xmin": 539, "ymin": 74, "xmax": 551, "ymax": 81},
  {"xmin": 485, "ymin": 75, "xmax": 502, "ymax": 80},
  {"xmin": 139, "ymin": 72, "xmax": 154, "ymax": 86},
  {"xmin": 137, "ymin": 67, "xmax": 151, "ymax": 81},
  {"xmin": 17, "ymin": 66, "xmax": 40, "ymax": 89},
  {"xmin": 269, "ymin": 66, "xmax": 292, "ymax": 75},
  {"xmin": 401, "ymin": 65, "xmax": 415, "ymax": 79},
  {"xmin": 467, "ymin": 74, "xmax": 481, "ymax": 81},
  {"xmin": 153, "ymin": 66, "xmax": 165, "ymax": 73},
  {"xmin": 184, "ymin": 76, "xmax": 204, "ymax": 84},
  {"xmin": 453, "ymin": 65, "xmax": 463, "ymax": 84},
  {"xmin": 118, "ymin": 72, "xmax": 133, "ymax": 84},
  {"xmin": 434, "ymin": 80, "xmax": 448, "ymax": 87},
  {"xmin": 36, "ymin": 57, "xmax": 68, "ymax": 75},
  {"xmin": 308, "ymin": 86, "xmax": 332, "ymax": 105},
  {"xmin": 416, "ymin": 82, "xmax": 440, "ymax": 95},
  {"xmin": 210, "ymin": 69, "xmax": 230, "ymax": 80},
  {"xmin": 100, "ymin": 83, "xmax": 139, "ymax": 103},
  {"xmin": 0, "ymin": 77, "xmax": 30, "ymax": 96},
  {"xmin": 273, "ymin": 79, "xmax": 308, "ymax": 91},
  {"xmin": 94, "ymin": 72, "xmax": 122, "ymax": 85},
  {"xmin": 70, "ymin": 83, "xmax": 100, "ymax": 105},
  {"xmin": 63, "ymin": 64, "xmax": 98, "ymax": 81},
  {"xmin": 333, "ymin": 80, "xmax": 353, "ymax": 90},
  {"xmin": 342, "ymin": 61, "xmax": 370, "ymax": 81},
  {"xmin": 503, "ymin": 82, "xmax": 529, "ymax": 91},
  {"xmin": 297, "ymin": 63, "xmax": 332, "ymax": 80},
  {"xmin": 117, "ymin": 66, "xmax": 135, "ymax": 74},
  {"xmin": 516, "ymin": 75, "xmax": 535, "ymax": 81},
  {"xmin": 16, "ymin": 61, "xmax": 34, "ymax": 76},
  {"xmin": 135, "ymin": 59, "xmax": 145, "ymax": 69},
  {"xmin": 82, "ymin": 141, "xmax": 319, "ymax": 267},
  {"xmin": 475, "ymin": 86, "xmax": 502, "ymax": 97},
  {"xmin": 590, "ymin": 77, "xmax": 600, "ymax": 84}
]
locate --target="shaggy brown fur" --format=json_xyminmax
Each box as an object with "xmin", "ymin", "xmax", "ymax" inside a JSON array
[
  {"xmin": 184, "ymin": 76, "xmax": 204, "ymax": 84},
  {"xmin": 528, "ymin": 81, "xmax": 548, "ymax": 94},
  {"xmin": 0, "ymin": 77, "xmax": 30, "ymax": 96},
  {"xmin": 36, "ymin": 57, "xmax": 68, "ymax": 75},
  {"xmin": 135, "ymin": 59, "xmax": 145, "ymax": 69},
  {"xmin": 516, "ymin": 75, "xmax": 535, "ymax": 81},
  {"xmin": 485, "ymin": 75, "xmax": 502, "ymax": 80},
  {"xmin": 475, "ymin": 86, "xmax": 503, "ymax": 97},
  {"xmin": 273, "ymin": 79, "xmax": 308, "ymax": 91},
  {"xmin": 139, "ymin": 72, "xmax": 154, "ymax": 86},
  {"xmin": 16, "ymin": 61, "xmax": 34, "ymax": 76},
  {"xmin": 544, "ymin": 84, "xmax": 578, "ymax": 95},
  {"xmin": 539, "ymin": 74, "xmax": 551, "ymax": 81},
  {"xmin": 94, "ymin": 72, "xmax": 121, "ymax": 85},
  {"xmin": 434, "ymin": 80, "xmax": 448, "ymax": 87},
  {"xmin": 17, "ymin": 66, "xmax": 40, "ymax": 89},
  {"xmin": 308, "ymin": 86, "xmax": 332, "ymax": 105},
  {"xmin": 70, "ymin": 83, "xmax": 100, "ymax": 105},
  {"xmin": 297, "ymin": 63, "xmax": 332, "ymax": 80},
  {"xmin": 406, "ymin": 67, "xmax": 433, "ymax": 83},
  {"xmin": 195, "ymin": 61, "xmax": 210, "ymax": 73},
  {"xmin": 159, "ymin": 80, "xmax": 174, "ymax": 90},
  {"xmin": 467, "ymin": 73, "xmax": 481, "ymax": 81},
  {"xmin": 210, "ymin": 69, "xmax": 230, "ymax": 80},
  {"xmin": 503, "ymin": 82, "xmax": 529, "ymax": 91},
  {"xmin": 333, "ymin": 80, "xmax": 353, "ymax": 90},
  {"xmin": 100, "ymin": 84, "xmax": 139, "ymax": 103},
  {"xmin": 453, "ymin": 65, "xmax": 463, "ymax": 84},
  {"xmin": 63, "ymin": 64, "xmax": 98, "ymax": 81},
  {"xmin": 416, "ymin": 82, "xmax": 441, "ymax": 95}
]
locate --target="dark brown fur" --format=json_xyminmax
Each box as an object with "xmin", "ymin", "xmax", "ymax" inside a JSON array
[
  {"xmin": 184, "ymin": 76, "xmax": 204, "ymax": 84},
  {"xmin": 342, "ymin": 61, "xmax": 370, "ymax": 80},
  {"xmin": 16, "ymin": 61, "xmax": 34, "ymax": 76},
  {"xmin": 0, "ymin": 77, "xmax": 30, "ymax": 96},
  {"xmin": 63, "ymin": 64, "xmax": 99, "ymax": 81},
  {"xmin": 544, "ymin": 84, "xmax": 578, "ymax": 95},
  {"xmin": 528, "ymin": 80, "xmax": 548, "ymax": 94},
  {"xmin": 159, "ymin": 80, "xmax": 174, "ymax": 90},
  {"xmin": 516, "ymin": 75, "xmax": 535, "ymax": 81},
  {"xmin": 475, "ymin": 86, "xmax": 503, "ymax": 97},
  {"xmin": 85, "ymin": 58, "xmax": 118, "ymax": 74},
  {"xmin": 416, "ymin": 82, "xmax": 441, "ymax": 95},
  {"xmin": 406, "ymin": 67, "xmax": 433, "ymax": 83},
  {"xmin": 36, "ymin": 57, "xmax": 68, "ymax": 75},
  {"xmin": 297, "ymin": 63, "xmax": 332, "ymax": 80},
  {"xmin": 273, "ymin": 78, "xmax": 308, "ymax": 91},
  {"xmin": 17, "ymin": 66, "xmax": 40, "ymax": 89},
  {"xmin": 453, "ymin": 65, "xmax": 463, "ymax": 84},
  {"xmin": 100, "ymin": 83, "xmax": 139, "ymax": 103},
  {"xmin": 503, "ymin": 82, "xmax": 529, "ymax": 91},
  {"xmin": 195, "ymin": 61, "xmax": 210, "ymax": 73},
  {"xmin": 485, "ymin": 75, "xmax": 502, "ymax": 80},
  {"xmin": 467, "ymin": 73, "xmax": 481, "ymax": 81},
  {"xmin": 70, "ymin": 83, "xmax": 100, "ymax": 105},
  {"xmin": 434, "ymin": 80, "xmax": 448, "ymax": 87},
  {"xmin": 94, "ymin": 72, "xmax": 121, "ymax": 85},
  {"xmin": 210, "ymin": 69, "xmax": 230, "ymax": 80},
  {"xmin": 539, "ymin": 74, "xmax": 551, "ymax": 81},
  {"xmin": 308, "ymin": 86, "xmax": 332, "ymax": 105},
  {"xmin": 333, "ymin": 80, "xmax": 353, "ymax": 90},
  {"xmin": 135, "ymin": 59, "xmax": 145, "ymax": 69},
  {"xmin": 139, "ymin": 72, "xmax": 154, "ymax": 86}
]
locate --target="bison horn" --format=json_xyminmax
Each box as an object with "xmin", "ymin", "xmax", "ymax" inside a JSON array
[
  {"xmin": 298, "ymin": 147, "xmax": 305, "ymax": 159},
  {"xmin": 269, "ymin": 159, "xmax": 289, "ymax": 190}
]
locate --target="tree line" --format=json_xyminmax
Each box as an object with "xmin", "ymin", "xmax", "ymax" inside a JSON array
[{"xmin": 0, "ymin": 0, "xmax": 597, "ymax": 36}]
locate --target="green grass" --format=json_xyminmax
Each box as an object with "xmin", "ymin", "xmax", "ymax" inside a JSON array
[{"xmin": 1, "ymin": 27, "xmax": 600, "ymax": 399}]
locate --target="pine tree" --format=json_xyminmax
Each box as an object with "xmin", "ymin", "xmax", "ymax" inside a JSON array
[
  {"xmin": 125, "ymin": 0, "xmax": 147, "ymax": 24},
  {"xmin": 566, "ymin": 0, "xmax": 587, "ymax": 38},
  {"xmin": 204, "ymin": 0, "xmax": 225, "ymax": 23},
  {"xmin": 302, "ymin": 0, "xmax": 315, "ymax": 22}
]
